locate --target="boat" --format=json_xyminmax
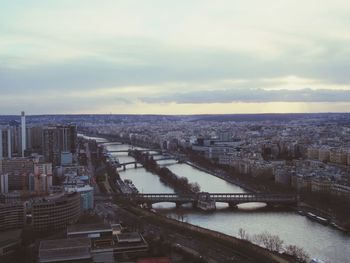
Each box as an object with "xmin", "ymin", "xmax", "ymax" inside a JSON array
[
  {"xmin": 310, "ymin": 258, "xmax": 327, "ymax": 263},
  {"xmin": 306, "ymin": 212, "xmax": 329, "ymax": 225},
  {"xmin": 330, "ymin": 222, "xmax": 348, "ymax": 232},
  {"xmin": 196, "ymin": 192, "xmax": 216, "ymax": 211},
  {"xmin": 297, "ymin": 210, "xmax": 306, "ymax": 216},
  {"xmin": 124, "ymin": 179, "xmax": 139, "ymax": 193}
]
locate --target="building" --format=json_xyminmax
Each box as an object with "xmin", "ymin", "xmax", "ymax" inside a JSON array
[
  {"xmin": 307, "ymin": 146, "xmax": 319, "ymax": 160},
  {"xmin": 39, "ymin": 224, "xmax": 148, "ymax": 263},
  {"xmin": 0, "ymin": 202, "xmax": 25, "ymax": 231},
  {"xmin": 0, "ymin": 229, "xmax": 22, "ymax": 259},
  {"xmin": 318, "ymin": 147, "xmax": 330, "ymax": 162},
  {"xmin": 43, "ymin": 125, "xmax": 77, "ymax": 166},
  {"xmin": 0, "ymin": 173, "xmax": 8, "ymax": 193},
  {"xmin": 311, "ymin": 179, "xmax": 332, "ymax": 194},
  {"xmin": 0, "ymin": 158, "xmax": 34, "ymax": 191},
  {"xmin": 67, "ymin": 223, "xmax": 112, "ymax": 239},
  {"xmin": 0, "ymin": 128, "xmax": 12, "ymax": 159},
  {"xmin": 34, "ymin": 163, "xmax": 53, "ymax": 194},
  {"xmin": 32, "ymin": 192, "xmax": 81, "ymax": 233},
  {"xmin": 331, "ymin": 184, "xmax": 350, "ymax": 199},
  {"xmin": 9, "ymin": 122, "xmax": 22, "ymax": 157},
  {"xmin": 24, "ymin": 126, "xmax": 44, "ymax": 155},
  {"xmin": 114, "ymin": 232, "xmax": 148, "ymax": 254},
  {"xmin": 61, "ymin": 151, "xmax": 73, "ymax": 165},
  {"xmin": 0, "ymin": 128, "xmax": 2, "ymax": 161},
  {"xmin": 66, "ymin": 185, "xmax": 94, "ymax": 211},
  {"xmin": 21, "ymin": 111, "xmax": 26, "ymax": 157},
  {"xmin": 330, "ymin": 149, "xmax": 348, "ymax": 165},
  {"xmin": 0, "ymin": 192, "xmax": 21, "ymax": 204},
  {"xmin": 38, "ymin": 237, "xmax": 92, "ymax": 263},
  {"xmin": 273, "ymin": 164, "xmax": 292, "ymax": 186}
]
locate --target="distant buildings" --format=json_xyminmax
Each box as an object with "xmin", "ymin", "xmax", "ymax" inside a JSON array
[
  {"xmin": 307, "ymin": 146, "xmax": 350, "ymax": 166},
  {"xmin": 33, "ymin": 162, "xmax": 53, "ymax": 193},
  {"xmin": 0, "ymin": 157, "xmax": 34, "ymax": 191},
  {"xmin": 0, "ymin": 174, "xmax": 8, "ymax": 194},
  {"xmin": 21, "ymin": 111, "xmax": 26, "ymax": 157},
  {"xmin": 43, "ymin": 125, "xmax": 77, "ymax": 166}
]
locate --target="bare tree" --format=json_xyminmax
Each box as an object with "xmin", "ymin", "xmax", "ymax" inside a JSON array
[
  {"xmin": 240, "ymin": 230, "xmax": 308, "ymax": 262},
  {"xmin": 251, "ymin": 232, "xmax": 283, "ymax": 252},
  {"xmin": 238, "ymin": 228, "xmax": 250, "ymax": 240},
  {"xmin": 285, "ymin": 245, "xmax": 310, "ymax": 262}
]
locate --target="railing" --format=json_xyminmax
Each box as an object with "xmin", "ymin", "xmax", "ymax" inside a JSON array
[{"xmin": 115, "ymin": 193, "xmax": 298, "ymax": 204}]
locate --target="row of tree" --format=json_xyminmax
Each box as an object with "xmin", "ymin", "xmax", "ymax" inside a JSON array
[
  {"xmin": 238, "ymin": 228, "xmax": 310, "ymax": 262},
  {"xmin": 131, "ymin": 150, "xmax": 200, "ymax": 193}
]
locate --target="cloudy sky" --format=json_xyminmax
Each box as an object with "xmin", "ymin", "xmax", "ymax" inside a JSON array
[{"xmin": 1, "ymin": 0, "xmax": 350, "ymax": 114}]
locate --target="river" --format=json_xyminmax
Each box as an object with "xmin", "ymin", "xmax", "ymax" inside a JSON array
[{"xmin": 104, "ymin": 141, "xmax": 350, "ymax": 263}]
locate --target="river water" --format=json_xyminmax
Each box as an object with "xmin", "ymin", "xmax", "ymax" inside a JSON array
[{"xmin": 105, "ymin": 142, "xmax": 350, "ymax": 263}]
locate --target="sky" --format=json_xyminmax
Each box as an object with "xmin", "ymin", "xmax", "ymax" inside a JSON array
[{"xmin": 1, "ymin": 0, "xmax": 350, "ymax": 115}]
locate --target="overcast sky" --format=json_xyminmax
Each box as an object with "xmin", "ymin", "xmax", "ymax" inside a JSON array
[{"xmin": 1, "ymin": 0, "xmax": 350, "ymax": 114}]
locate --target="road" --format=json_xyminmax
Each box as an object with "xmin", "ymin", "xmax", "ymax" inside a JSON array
[{"xmin": 85, "ymin": 142, "xmax": 100, "ymax": 195}]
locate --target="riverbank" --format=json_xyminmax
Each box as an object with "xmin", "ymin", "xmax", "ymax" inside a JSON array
[
  {"xmin": 185, "ymin": 161, "xmax": 257, "ymax": 193},
  {"xmin": 186, "ymin": 160, "xmax": 350, "ymax": 233},
  {"xmin": 118, "ymin": 201, "xmax": 295, "ymax": 263}
]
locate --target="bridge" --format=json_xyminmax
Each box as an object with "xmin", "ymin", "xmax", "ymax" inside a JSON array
[
  {"xmin": 154, "ymin": 156, "xmax": 178, "ymax": 162},
  {"xmin": 107, "ymin": 149, "xmax": 163, "ymax": 154},
  {"xmin": 117, "ymin": 161, "xmax": 143, "ymax": 170},
  {"xmin": 111, "ymin": 192, "xmax": 298, "ymax": 209},
  {"xmin": 98, "ymin": 141, "xmax": 124, "ymax": 146}
]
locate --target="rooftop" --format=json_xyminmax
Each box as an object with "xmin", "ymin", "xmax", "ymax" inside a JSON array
[
  {"xmin": 117, "ymin": 232, "xmax": 142, "ymax": 243},
  {"xmin": 39, "ymin": 237, "xmax": 91, "ymax": 250},
  {"xmin": 0, "ymin": 229, "xmax": 21, "ymax": 248},
  {"xmin": 67, "ymin": 223, "xmax": 112, "ymax": 234}
]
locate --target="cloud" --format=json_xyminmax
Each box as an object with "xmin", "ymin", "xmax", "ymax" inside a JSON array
[
  {"xmin": 1, "ymin": 1, "xmax": 350, "ymax": 113},
  {"xmin": 140, "ymin": 88, "xmax": 350, "ymax": 104}
]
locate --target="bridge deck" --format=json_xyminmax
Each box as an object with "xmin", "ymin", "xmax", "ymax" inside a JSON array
[{"xmin": 115, "ymin": 193, "xmax": 297, "ymax": 204}]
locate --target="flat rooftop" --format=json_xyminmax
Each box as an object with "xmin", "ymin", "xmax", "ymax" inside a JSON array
[
  {"xmin": 0, "ymin": 229, "xmax": 21, "ymax": 248},
  {"xmin": 39, "ymin": 238, "xmax": 92, "ymax": 263},
  {"xmin": 40, "ymin": 237, "xmax": 91, "ymax": 250},
  {"xmin": 117, "ymin": 232, "xmax": 142, "ymax": 243},
  {"xmin": 67, "ymin": 223, "xmax": 112, "ymax": 234}
]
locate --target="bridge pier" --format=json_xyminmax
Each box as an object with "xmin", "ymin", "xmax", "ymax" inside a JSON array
[
  {"xmin": 228, "ymin": 203, "xmax": 238, "ymax": 209},
  {"xmin": 175, "ymin": 202, "xmax": 182, "ymax": 208},
  {"xmin": 134, "ymin": 163, "xmax": 137, "ymax": 169},
  {"xmin": 123, "ymin": 165, "xmax": 126, "ymax": 171},
  {"xmin": 142, "ymin": 202, "xmax": 152, "ymax": 209}
]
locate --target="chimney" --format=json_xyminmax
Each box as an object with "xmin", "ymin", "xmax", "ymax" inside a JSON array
[{"xmin": 21, "ymin": 111, "xmax": 26, "ymax": 157}]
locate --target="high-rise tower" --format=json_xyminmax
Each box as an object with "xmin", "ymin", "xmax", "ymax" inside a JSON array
[{"xmin": 21, "ymin": 111, "xmax": 26, "ymax": 157}]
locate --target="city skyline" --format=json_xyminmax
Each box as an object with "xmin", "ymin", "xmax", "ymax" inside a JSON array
[{"xmin": 1, "ymin": 1, "xmax": 350, "ymax": 114}]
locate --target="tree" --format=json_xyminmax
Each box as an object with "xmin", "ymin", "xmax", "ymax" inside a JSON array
[
  {"xmin": 285, "ymin": 245, "xmax": 310, "ymax": 262},
  {"xmin": 252, "ymin": 232, "xmax": 283, "ymax": 252},
  {"xmin": 238, "ymin": 228, "xmax": 250, "ymax": 240},
  {"xmin": 190, "ymin": 182, "xmax": 201, "ymax": 193}
]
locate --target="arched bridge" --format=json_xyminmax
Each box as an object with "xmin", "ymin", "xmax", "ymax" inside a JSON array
[
  {"xmin": 117, "ymin": 161, "xmax": 143, "ymax": 170},
  {"xmin": 115, "ymin": 192, "xmax": 298, "ymax": 208},
  {"xmin": 98, "ymin": 141, "xmax": 123, "ymax": 146},
  {"xmin": 107, "ymin": 149, "xmax": 163, "ymax": 153},
  {"xmin": 118, "ymin": 156, "xmax": 181, "ymax": 171}
]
